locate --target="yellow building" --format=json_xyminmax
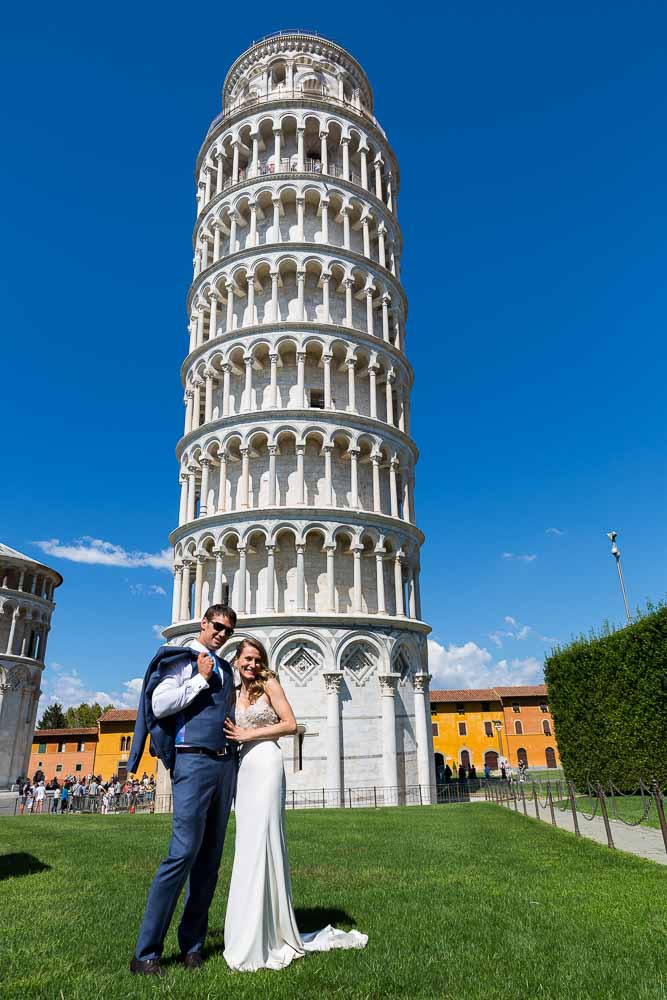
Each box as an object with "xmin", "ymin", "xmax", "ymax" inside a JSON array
[
  {"xmin": 430, "ymin": 685, "xmax": 560, "ymax": 774},
  {"xmin": 94, "ymin": 709, "xmax": 156, "ymax": 782}
]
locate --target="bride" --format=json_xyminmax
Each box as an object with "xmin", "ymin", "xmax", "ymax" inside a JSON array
[{"xmin": 222, "ymin": 637, "xmax": 368, "ymax": 972}]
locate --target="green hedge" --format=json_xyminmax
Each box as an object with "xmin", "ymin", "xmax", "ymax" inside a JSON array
[{"xmin": 544, "ymin": 605, "xmax": 667, "ymax": 789}]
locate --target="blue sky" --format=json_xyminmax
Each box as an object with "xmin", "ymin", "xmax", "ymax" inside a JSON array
[{"xmin": 1, "ymin": 2, "xmax": 665, "ymax": 708}]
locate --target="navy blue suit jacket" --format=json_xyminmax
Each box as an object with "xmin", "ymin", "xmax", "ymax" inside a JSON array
[{"xmin": 127, "ymin": 645, "xmax": 233, "ymax": 774}]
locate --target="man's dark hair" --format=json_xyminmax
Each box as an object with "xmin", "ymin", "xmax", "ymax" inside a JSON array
[{"xmin": 203, "ymin": 604, "xmax": 238, "ymax": 628}]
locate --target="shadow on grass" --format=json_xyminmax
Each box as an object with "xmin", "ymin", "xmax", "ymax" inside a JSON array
[
  {"xmin": 294, "ymin": 907, "xmax": 358, "ymax": 931},
  {"xmin": 0, "ymin": 853, "xmax": 51, "ymax": 881},
  {"xmin": 159, "ymin": 908, "xmax": 358, "ymax": 967}
]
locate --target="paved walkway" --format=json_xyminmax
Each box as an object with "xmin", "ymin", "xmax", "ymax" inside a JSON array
[{"xmin": 496, "ymin": 794, "xmax": 667, "ymax": 865}]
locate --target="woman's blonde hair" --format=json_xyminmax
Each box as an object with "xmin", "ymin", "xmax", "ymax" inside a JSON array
[{"xmin": 235, "ymin": 637, "xmax": 276, "ymax": 704}]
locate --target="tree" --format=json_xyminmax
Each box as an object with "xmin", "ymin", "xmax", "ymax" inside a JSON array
[
  {"xmin": 64, "ymin": 702, "xmax": 112, "ymax": 728},
  {"xmin": 37, "ymin": 702, "xmax": 66, "ymax": 729}
]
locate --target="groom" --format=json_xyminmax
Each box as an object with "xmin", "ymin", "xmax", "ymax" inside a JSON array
[{"xmin": 127, "ymin": 604, "xmax": 238, "ymax": 975}]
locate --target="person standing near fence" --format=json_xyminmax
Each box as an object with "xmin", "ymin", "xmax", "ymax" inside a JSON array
[{"xmin": 127, "ymin": 604, "xmax": 238, "ymax": 976}]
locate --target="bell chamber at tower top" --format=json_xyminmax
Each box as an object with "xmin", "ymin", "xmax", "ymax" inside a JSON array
[
  {"xmin": 196, "ymin": 34, "xmax": 398, "ymax": 224},
  {"xmin": 221, "ymin": 33, "xmax": 374, "ymax": 118}
]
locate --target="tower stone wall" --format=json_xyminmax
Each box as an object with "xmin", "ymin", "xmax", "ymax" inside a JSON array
[
  {"xmin": 165, "ymin": 31, "xmax": 435, "ymax": 800},
  {"xmin": 0, "ymin": 544, "xmax": 62, "ymax": 788}
]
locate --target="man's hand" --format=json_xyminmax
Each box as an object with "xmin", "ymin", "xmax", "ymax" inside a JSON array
[{"xmin": 197, "ymin": 651, "xmax": 215, "ymax": 681}]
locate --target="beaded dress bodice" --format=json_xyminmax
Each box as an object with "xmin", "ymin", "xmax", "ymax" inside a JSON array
[{"xmin": 236, "ymin": 698, "xmax": 279, "ymax": 730}]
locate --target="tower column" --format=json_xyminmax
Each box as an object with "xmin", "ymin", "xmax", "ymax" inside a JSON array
[
  {"xmin": 375, "ymin": 549, "xmax": 386, "ymax": 613},
  {"xmin": 323, "ymin": 351, "xmax": 332, "ymax": 407},
  {"xmin": 240, "ymin": 447, "xmax": 250, "ymax": 508},
  {"xmin": 269, "ymin": 352, "xmax": 279, "ymax": 408},
  {"xmin": 212, "ymin": 549, "xmax": 224, "ymax": 604},
  {"xmin": 198, "ymin": 458, "xmax": 211, "ymax": 516},
  {"xmin": 296, "ymin": 544, "xmax": 306, "ymax": 611},
  {"xmin": 216, "ymin": 452, "xmax": 228, "ymax": 513},
  {"xmin": 349, "ymin": 448, "xmax": 359, "ymax": 508},
  {"xmin": 180, "ymin": 559, "xmax": 192, "ymax": 621},
  {"xmin": 194, "ymin": 555, "xmax": 206, "ymax": 619},
  {"xmin": 323, "ymin": 445, "xmax": 333, "ymax": 505},
  {"xmin": 394, "ymin": 552, "xmax": 405, "ymax": 616},
  {"xmin": 237, "ymin": 546, "xmax": 247, "ymax": 614},
  {"xmin": 325, "ymin": 545, "xmax": 336, "ymax": 611},
  {"xmin": 379, "ymin": 673, "xmax": 400, "ymax": 792},
  {"xmin": 265, "ymin": 545, "xmax": 276, "ymax": 611},
  {"xmin": 414, "ymin": 672, "xmax": 434, "ymax": 803},
  {"xmin": 324, "ymin": 673, "xmax": 342, "ymax": 801},
  {"xmin": 352, "ymin": 545, "xmax": 362, "ymax": 612}
]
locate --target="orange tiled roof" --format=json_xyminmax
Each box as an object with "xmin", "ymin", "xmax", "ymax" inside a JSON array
[
  {"xmin": 33, "ymin": 727, "xmax": 98, "ymax": 737},
  {"xmin": 99, "ymin": 709, "xmax": 138, "ymax": 723},
  {"xmin": 493, "ymin": 685, "xmax": 548, "ymax": 697},
  {"xmin": 430, "ymin": 684, "xmax": 548, "ymax": 704},
  {"xmin": 429, "ymin": 688, "xmax": 499, "ymax": 703}
]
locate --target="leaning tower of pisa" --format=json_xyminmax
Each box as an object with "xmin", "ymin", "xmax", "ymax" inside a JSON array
[{"xmin": 165, "ymin": 31, "xmax": 435, "ymax": 801}]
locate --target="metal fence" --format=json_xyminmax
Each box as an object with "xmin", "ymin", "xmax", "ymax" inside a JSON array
[
  {"xmin": 485, "ymin": 778, "xmax": 667, "ymax": 856},
  {"xmin": 150, "ymin": 779, "xmax": 498, "ymax": 814}
]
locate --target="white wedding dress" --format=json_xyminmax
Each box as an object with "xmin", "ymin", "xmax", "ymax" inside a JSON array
[{"xmin": 223, "ymin": 697, "xmax": 368, "ymax": 972}]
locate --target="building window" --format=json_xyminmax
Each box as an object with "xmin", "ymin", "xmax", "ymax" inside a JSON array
[
  {"xmin": 77, "ymin": 741, "xmax": 85, "ymax": 752},
  {"xmin": 542, "ymin": 720, "xmax": 552, "ymax": 736},
  {"xmin": 514, "ymin": 721, "xmax": 523, "ymax": 735},
  {"xmin": 432, "ymin": 722, "xmax": 439, "ymax": 736},
  {"xmin": 457, "ymin": 702, "xmax": 465, "ymax": 715},
  {"xmin": 540, "ymin": 701, "xmax": 549, "ymax": 713},
  {"xmin": 545, "ymin": 747, "xmax": 557, "ymax": 768},
  {"xmin": 484, "ymin": 721, "xmax": 493, "ymax": 737},
  {"xmin": 512, "ymin": 702, "xmax": 521, "ymax": 713},
  {"xmin": 309, "ymin": 388, "xmax": 325, "ymax": 409},
  {"xmin": 38, "ymin": 761, "xmax": 43, "ymax": 768},
  {"xmin": 458, "ymin": 722, "xmax": 467, "ymax": 736},
  {"xmin": 56, "ymin": 764, "xmax": 63, "ymax": 773},
  {"xmin": 517, "ymin": 748, "xmax": 528, "ymax": 767},
  {"xmin": 481, "ymin": 701, "xmax": 490, "ymax": 712},
  {"xmin": 57, "ymin": 741, "xmax": 66, "ymax": 753},
  {"xmin": 75, "ymin": 763, "xmax": 82, "ymax": 772},
  {"xmin": 120, "ymin": 736, "xmax": 130, "ymax": 752},
  {"xmin": 38, "ymin": 742, "xmax": 46, "ymax": 754}
]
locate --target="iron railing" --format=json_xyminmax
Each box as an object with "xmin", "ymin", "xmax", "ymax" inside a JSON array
[{"xmin": 485, "ymin": 778, "xmax": 667, "ymax": 856}]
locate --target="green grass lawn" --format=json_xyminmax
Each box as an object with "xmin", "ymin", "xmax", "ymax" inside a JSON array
[{"xmin": 1, "ymin": 804, "xmax": 666, "ymax": 999}]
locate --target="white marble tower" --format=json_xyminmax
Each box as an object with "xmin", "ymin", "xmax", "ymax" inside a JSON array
[
  {"xmin": 164, "ymin": 31, "xmax": 435, "ymax": 801},
  {"xmin": 0, "ymin": 544, "xmax": 62, "ymax": 788}
]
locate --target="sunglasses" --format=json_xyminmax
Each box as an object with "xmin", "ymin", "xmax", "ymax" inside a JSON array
[{"xmin": 209, "ymin": 621, "xmax": 234, "ymax": 636}]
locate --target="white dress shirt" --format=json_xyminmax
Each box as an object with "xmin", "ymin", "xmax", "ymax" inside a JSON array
[{"xmin": 151, "ymin": 640, "xmax": 220, "ymax": 720}]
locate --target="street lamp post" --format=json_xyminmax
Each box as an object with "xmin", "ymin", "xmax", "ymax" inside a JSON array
[
  {"xmin": 493, "ymin": 720, "xmax": 504, "ymax": 762},
  {"xmin": 607, "ymin": 531, "xmax": 632, "ymax": 625}
]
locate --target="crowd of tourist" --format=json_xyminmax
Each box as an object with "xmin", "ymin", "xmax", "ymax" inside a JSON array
[
  {"xmin": 15, "ymin": 771, "xmax": 156, "ymax": 815},
  {"xmin": 435, "ymin": 759, "xmax": 529, "ymax": 785}
]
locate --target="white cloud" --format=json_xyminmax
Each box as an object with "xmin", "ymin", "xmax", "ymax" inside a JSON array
[
  {"xmin": 428, "ymin": 639, "xmax": 543, "ymax": 690},
  {"xmin": 152, "ymin": 624, "xmax": 166, "ymax": 639},
  {"xmin": 34, "ymin": 537, "xmax": 172, "ymax": 571},
  {"xmin": 129, "ymin": 583, "xmax": 167, "ymax": 596},
  {"xmin": 546, "ymin": 527, "xmax": 565, "ymax": 536},
  {"xmin": 501, "ymin": 552, "xmax": 537, "ymax": 563},
  {"xmin": 39, "ymin": 664, "xmax": 144, "ymax": 712},
  {"xmin": 489, "ymin": 615, "xmax": 556, "ymax": 649}
]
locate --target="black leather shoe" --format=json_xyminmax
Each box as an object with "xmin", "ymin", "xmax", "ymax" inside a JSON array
[
  {"xmin": 129, "ymin": 956, "xmax": 163, "ymax": 976},
  {"xmin": 180, "ymin": 952, "xmax": 204, "ymax": 971}
]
